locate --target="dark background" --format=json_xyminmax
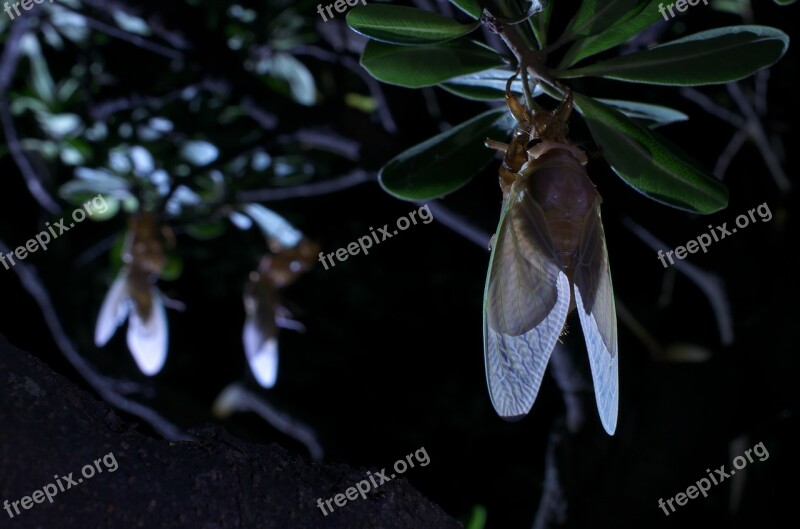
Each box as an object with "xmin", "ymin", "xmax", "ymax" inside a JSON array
[{"xmin": 1, "ymin": 1, "xmax": 798, "ymax": 527}]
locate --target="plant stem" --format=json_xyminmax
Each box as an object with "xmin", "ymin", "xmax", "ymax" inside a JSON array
[{"xmin": 479, "ymin": 1, "xmax": 566, "ymax": 101}]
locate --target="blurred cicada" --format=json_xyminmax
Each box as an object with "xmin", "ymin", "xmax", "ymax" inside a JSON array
[
  {"xmin": 242, "ymin": 239, "xmax": 319, "ymax": 388},
  {"xmin": 483, "ymin": 72, "xmax": 619, "ymax": 434},
  {"xmin": 95, "ymin": 211, "xmax": 172, "ymax": 375}
]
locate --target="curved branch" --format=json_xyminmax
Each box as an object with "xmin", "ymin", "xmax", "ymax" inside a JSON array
[
  {"xmin": 236, "ymin": 170, "xmax": 374, "ymax": 202},
  {"xmin": 0, "ymin": 239, "xmax": 191, "ymax": 441},
  {"xmin": 621, "ymin": 218, "xmax": 734, "ymax": 346},
  {"xmin": 0, "ymin": 16, "xmax": 61, "ymax": 215}
]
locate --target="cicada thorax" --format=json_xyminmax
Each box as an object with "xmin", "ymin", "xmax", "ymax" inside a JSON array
[
  {"xmin": 521, "ymin": 142, "xmax": 599, "ymax": 296},
  {"xmin": 122, "ymin": 212, "xmax": 172, "ymax": 321},
  {"xmin": 494, "ymin": 76, "xmax": 600, "ymax": 298},
  {"xmin": 125, "ymin": 212, "xmax": 168, "ymax": 276}
]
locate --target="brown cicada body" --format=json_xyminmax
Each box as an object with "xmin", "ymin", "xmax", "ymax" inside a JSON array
[
  {"xmin": 95, "ymin": 212, "xmax": 173, "ymax": 375},
  {"xmin": 483, "ymin": 73, "xmax": 619, "ymax": 434}
]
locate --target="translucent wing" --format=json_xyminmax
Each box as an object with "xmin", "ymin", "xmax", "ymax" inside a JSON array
[
  {"xmin": 484, "ymin": 180, "xmax": 571, "ymax": 419},
  {"xmin": 127, "ymin": 286, "xmax": 168, "ymax": 376},
  {"xmin": 243, "ymin": 315, "xmax": 279, "ymax": 388},
  {"xmin": 574, "ymin": 200, "xmax": 619, "ymax": 435},
  {"xmin": 94, "ymin": 270, "xmax": 131, "ymax": 347}
]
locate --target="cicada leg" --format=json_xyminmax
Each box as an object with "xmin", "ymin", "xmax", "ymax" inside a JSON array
[{"xmin": 539, "ymin": 87, "xmax": 574, "ymax": 143}]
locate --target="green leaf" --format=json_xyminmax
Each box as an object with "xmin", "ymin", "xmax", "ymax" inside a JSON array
[
  {"xmin": 160, "ymin": 254, "xmax": 183, "ymax": 281},
  {"xmin": 242, "ymin": 204, "xmax": 303, "ymax": 249},
  {"xmin": 532, "ymin": 0, "xmax": 554, "ymax": 49},
  {"xmin": 465, "ymin": 505, "xmax": 488, "ymax": 529},
  {"xmin": 596, "ymin": 99, "xmax": 688, "ymax": 128},
  {"xmin": 180, "ymin": 140, "xmax": 219, "ymax": 166},
  {"xmin": 61, "ymin": 167, "xmax": 132, "ymax": 200},
  {"xmin": 557, "ymin": 0, "xmax": 647, "ymax": 44},
  {"xmin": 774, "ymin": 0, "xmax": 796, "ymax": 5},
  {"xmin": 379, "ymin": 107, "xmax": 515, "ymax": 200},
  {"xmin": 559, "ymin": 0, "xmax": 662, "ymax": 68},
  {"xmin": 21, "ymin": 34, "xmax": 56, "ymax": 104},
  {"xmin": 439, "ymin": 68, "xmax": 543, "ymax": 100},
  {"xmin": 573, "ymin": 93, "xmax": 727, "ymax": 213},
  {"xmin": 186, "ymin": 222, "xmax": 226, "ymax": 240},
  {"xmin": 561, "ymin": 25, "xmax": 789, "ymax": 85},
  {"xmin": 260, "ymin": 53, "xmax": 316, "ymax": 106},
  {"xmin": 347, "ymin": 6, "xmax": 479, "ymax": 45},
  {"xmin": 448, "ymin": 0, "xmax": 482, "ymax": 19},
  {"xmin": 360, "ymin": 39, "xmax": 505, "ymax": 88}
]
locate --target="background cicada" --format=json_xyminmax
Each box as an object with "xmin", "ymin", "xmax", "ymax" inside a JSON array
[{"xmin": 483, "ymin": 73, "xmax": 619, "ymax": 435}]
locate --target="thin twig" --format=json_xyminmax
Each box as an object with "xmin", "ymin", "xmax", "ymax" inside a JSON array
[
  {"xmin": 0, "ymin": 16, "xmax": 61, "ymax": 215},
  {"xmin": 621, "ymin": 218, "xmax": 734, "ymax": 346},
  {"xmin": 726, "ymin": 82, "xmax": 790, "ymax": 192},
  {"xmin": 56, "ymin": 2, "xmax": 184, "ymax": 60},
  {"xmin": 714, "ymin": 129, "xmax": 748, "ymax": 179},
  {"xmin": 680, "ymin": 87, "xmax": 745, "ymax": 127},
  {"xmin": 213, "ymin": 383, "xmax": 323, "ymax": 461},
  {"xmin": 0, "ymin": 240, "xmax": 192, "ymax": 441},
  {"xmin": 236, "ymin": 170, "xmax": 373, "ymax": 202},
  {"xmin": 277, "ymin": 128, "xmax": 361, "ymax": 161},
  {"xmin": 419, "ymin": 200, "xmax": 492, "ymax": 249}
]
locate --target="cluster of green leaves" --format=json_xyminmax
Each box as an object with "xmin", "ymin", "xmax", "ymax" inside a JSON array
[
  {"xmin": 347, "ymin": 0, "xmax": 789, "ymax": 213},
  {"xmin": 6, "ymin": 1, "xmax": 343, "ymax": 270}
]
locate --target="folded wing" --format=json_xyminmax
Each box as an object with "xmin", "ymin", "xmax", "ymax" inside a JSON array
[
  {"xmin": 484, "ymin": 181, "xmax": 571, "ymax": 419},
  {"xmin": 574, "ymin": 201, "xmax": 619, "ymax": 435}
]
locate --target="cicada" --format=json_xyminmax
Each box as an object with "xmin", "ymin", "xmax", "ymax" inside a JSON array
[
  {"xmin": 242, "ymin": 239, "xmax": 319, "ymax": 388},
  {"xmin": 483, "ymin": 72, "xmax": 619, "ymax": 434},
  {"xmin": 94, "ymin": 212, "xmax": 172, "ymax": 376}
]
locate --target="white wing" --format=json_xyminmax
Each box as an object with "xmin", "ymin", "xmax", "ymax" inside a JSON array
[
  {"xmin": 574, "ymin": 201, "xmax": 619, "ymax": 435},
  {"xmin": 484, "ymin": 181, "xmax": 570, "ymax": 419},
  {"xmin": 126, "ymin": 286, "xmax": 168, "ymax": 376},
  {"xmin": 94, "ymin": 270, "xmax": 131, "ymax": 347},
  {"xmin": 243, "ymin": 315, "xmax": 279, "ymax": 388}
]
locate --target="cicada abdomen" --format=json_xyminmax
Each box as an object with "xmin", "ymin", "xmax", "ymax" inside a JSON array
[
  {"xmin": 242, "ymin": 239, "xmax": 319, "ymax": 388},
  {"xmin": 95, "ymin": 212, "xmax": 171, "ymax": 376},
  {"xmin": 483, "ymin": 73, "xmax": 619, "ymax": 435}
]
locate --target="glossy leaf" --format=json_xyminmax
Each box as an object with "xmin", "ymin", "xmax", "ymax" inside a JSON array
[
  {"xmin": 347, "ymin": 6, "xmax": 479, "ymax": 45},
  {"xmin": 180, "ymin": 140, "xmax": 219, "ymax": 166},
  {"xmin": 360, "ymin": 40, "xmax": 505, "ymax": 88},
  {"xmin": 242, "ymin": 204, "xmax": 303, "ymax": 249},
  {"xmin": 561, "ymin": 26, "xmax": 789, "ymax": 85},
  {"xmin": 261, "ymin": 53, "xmax": 316, "ymax": 106},
  {"xmin": 596, "ymin": 99, "xmax": 688, "ymax": 128},
  {"xmin": 447, "ymin": 0, "xmax": 482, "ymax": 19},
  {"xmin": 559, "ymin": 0, "xmax": 662, "ymax": 68},
  {"xmin": 532, "ymin": 0, "xmax": 554, "ymax": 49},
  {"xmin": 558, "ymin": 0, "xmax": 647, "ymax": 44},
  {"xmin": 380, "ymin": 107, "xmax": 515, "ymax": 200},
  {"xmin": 439, "ymin": 68, "xmax": 543, "ymax": 101},
  {"xmin": 574, "ymin": 93, "xmax": 727, "ymax": 213}
]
